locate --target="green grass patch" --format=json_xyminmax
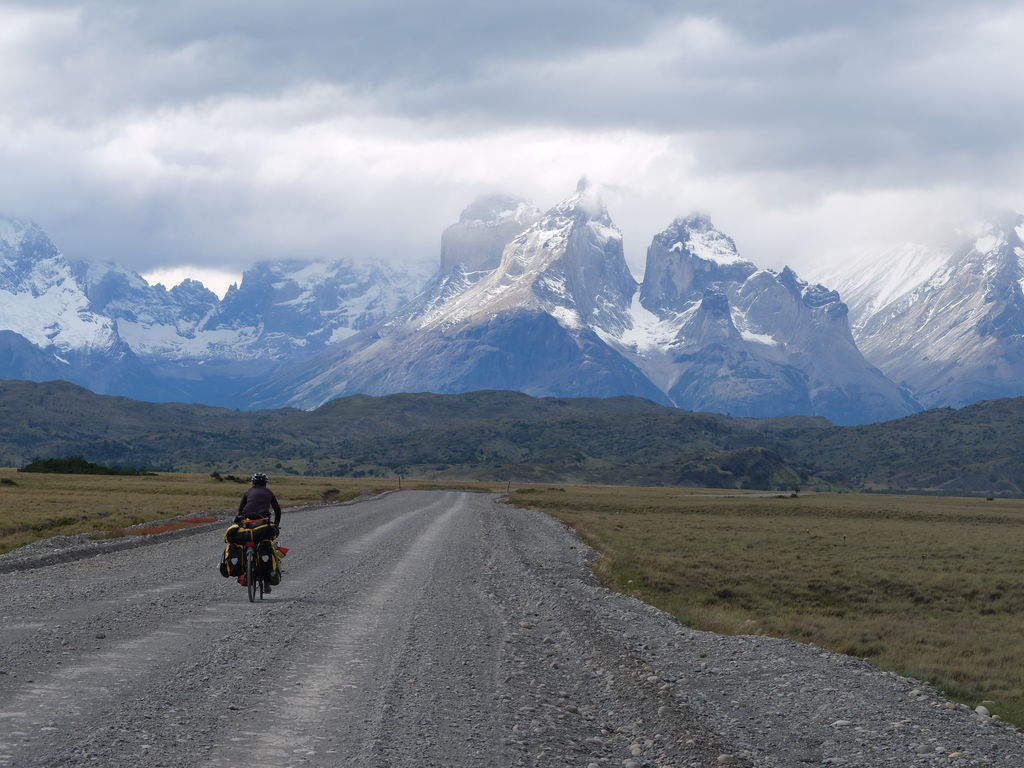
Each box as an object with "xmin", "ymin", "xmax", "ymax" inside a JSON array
[{"xmin": 509, "ymin": 485, "xmax": 1024, "ymax": 726}]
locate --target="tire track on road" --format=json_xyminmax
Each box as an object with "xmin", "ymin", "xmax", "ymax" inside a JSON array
[
  {"xmin": 206, "ymin": 492, "xmax": 508, "ymax": 768},
  {"xmin": 0, "ymin": 493, "xmax": 441, "ymax": 767}
]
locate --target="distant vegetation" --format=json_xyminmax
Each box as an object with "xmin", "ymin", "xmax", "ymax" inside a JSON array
[
  {"xmin": 0, "ymin": 469, "xmax": 419, "ymax": 555},
  {"xmin": 511, "ymin": 485, "xmax": 1024, "ymax": 726},
  {"xmin": 19, "ymin": 456, "xmax": 151, "ymax": 475},
  {"xmin": 2, "ymin": 379, "xmax": 1024, "ymax": 493}
]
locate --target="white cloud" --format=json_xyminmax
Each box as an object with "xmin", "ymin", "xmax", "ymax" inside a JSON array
[
  {"xmin": 0, "ymin": 82, "xmax": 680, "ymax": 273},
  {"xmin": 141, "ymin": 265, "xmax": 240, "ymax": 299},
  {"xmin": 0, "ymin": 0, "xmax": 1022, "ymax": 291}
]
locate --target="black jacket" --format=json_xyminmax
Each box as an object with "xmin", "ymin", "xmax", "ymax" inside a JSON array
[{"xmin": 237, "ymin": 486, "xmax": 282, "ymax": 526}]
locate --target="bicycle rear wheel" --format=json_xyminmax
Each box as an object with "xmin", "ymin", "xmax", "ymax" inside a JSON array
[{"xmin": 246, "ymin": 550, "xmax": 256, "ymax": 603}]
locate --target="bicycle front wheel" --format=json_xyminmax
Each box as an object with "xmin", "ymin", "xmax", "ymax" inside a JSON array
[{"xmin": 246, "ymin": 550, "xmax": 256, "ymax": 603}]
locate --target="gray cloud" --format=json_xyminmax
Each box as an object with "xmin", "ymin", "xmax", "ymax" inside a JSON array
[
  {"xmin": 0, "ymin": 0, "xmax": 1022, "ymax": 282},
  {"xmin": 3, "ymin": 0, "xmax": 683, "ymax": 115}
]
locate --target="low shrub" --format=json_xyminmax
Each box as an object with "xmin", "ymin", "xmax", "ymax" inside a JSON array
[{"xmin": 19, "ymin": 456, "xmax": 152, "ymax": 476}]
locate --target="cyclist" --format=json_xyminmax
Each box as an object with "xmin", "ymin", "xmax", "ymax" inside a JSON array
[
  {"xmin": 236, "ymin": 472, "xmax": 282, "ymax": 529},
  {"xmin": 236, "ymin": 472, "xmax": 282, "ymax": 591}
]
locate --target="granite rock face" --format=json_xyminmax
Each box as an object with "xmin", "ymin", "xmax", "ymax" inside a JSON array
[
  {"xmin": 602, "ymin": 216, "xmax": 922, "ymax": 424},
  {"xmin": 440, "ymin": 195, "xmax": 539, "ymax": 274},
  {"xmin": 640, "ymin": 213, "xmax": 756, "ymax": 314}
]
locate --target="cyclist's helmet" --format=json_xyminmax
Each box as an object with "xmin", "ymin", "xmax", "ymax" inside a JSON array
[{"xmin": 251, "ymin": 472, "xmax": 269, "ymax": 486}]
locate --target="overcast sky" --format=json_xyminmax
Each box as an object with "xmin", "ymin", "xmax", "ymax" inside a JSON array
[{"xmin": 2, "ymin": 1, "xmax": 1022, "ymax": 295}]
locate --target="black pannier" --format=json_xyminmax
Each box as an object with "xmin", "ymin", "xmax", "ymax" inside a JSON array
[
  {"xmin": 255, "ymin": 539, "xmax": 276, "ymax": 577},
  {"xmin": 266, "ymin": 543, "xmax": 285, "ymax": 585},
  {"xmin": 220, "ymin": 542, "xmax": 245, "ymax": 577}
]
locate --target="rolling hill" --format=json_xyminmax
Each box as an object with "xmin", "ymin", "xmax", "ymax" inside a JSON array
[{"xmin": 1, "ymin": 379, "xmax": 1021, "ymax": 493}]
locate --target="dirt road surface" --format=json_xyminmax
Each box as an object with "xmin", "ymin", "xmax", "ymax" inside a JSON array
[{"xmin": 1, "ymin": 491, "xmax": 1022, "ymax": 767}]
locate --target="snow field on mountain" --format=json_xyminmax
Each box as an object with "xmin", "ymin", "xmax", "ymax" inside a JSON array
[
  {"xmin": 671, "ymin": 226, "xmax": 744, "ymax": 265},
  {"xmin": 610, "ymin": 292, "xmax": 684, "ymax": 352},
  {"xmin": 0, "ymin": 281, "xmax": 118, "ymax": 352}
]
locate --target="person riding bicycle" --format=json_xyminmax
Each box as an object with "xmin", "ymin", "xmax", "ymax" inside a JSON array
[
  {"xmin": 236, "ymin": 472, "xmax": 282, "ymax": 530},
  {"xmin": 235, "ymin": 472, "xmax": 282, "ymax": 591}
]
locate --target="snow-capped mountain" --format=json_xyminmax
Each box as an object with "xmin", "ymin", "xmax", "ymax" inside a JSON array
[
  {"xmin": 639, "ymin": 214, "xmax": 757, "ymax": 314},
  {"xmin": 808, "ymin": 242, "xmax": 950, "ymax": 332},
  {"xmin": 0, "ymin": 216, "xmax": 159, "ymax": 396},
  {"xmin": 421, "ymin": 179, "xmax": 636, "ymax": 336},
  {"xmin": 0, "ymin": 217, "xmax": 123, "ymax": 357},
  {"xmin": 73, "ymin": 260, "xmax": 222, "ymax": 359},
  {"xmin": 376, "ymin": 197, "xmax": 545, "ymax": 335},
  {"xmin": 258, "ymin": 188, "xmax": 917, "ymax": 424},
  {"xmin": 194, "ymin": 258, "xmax": 426, "ymax": 361},
  {"xmin": 598, "ymin": 215, "xmax": 921, "ymax": 423},
  {"xmin": 0, "ymin": 213, "xmax": 429, "ymax": 404},
  {"xmin": 9, "ymin": 199, "xmax": 1024, "ymax": 423},
  {"xmin": 852, "ymin": 216, "xmax": 1024, "ymax": 408},
  {"xmin": 255, "ymin": 180, "xmax": 668, "ymax": 408}
]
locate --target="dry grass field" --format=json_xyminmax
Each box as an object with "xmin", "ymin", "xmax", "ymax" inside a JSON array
[
  {"xmin": 509, "ymin": 485, "xmax": 1024, "ymax": 726},
  {"xmin": 0, "ymin": 468, "xmax": 497, "ymax": 554}
]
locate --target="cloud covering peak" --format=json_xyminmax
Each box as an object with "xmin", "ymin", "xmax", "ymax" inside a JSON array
[{"xmin": 1, "ymin": 1, "xmax": 1022, "ymax": 280}]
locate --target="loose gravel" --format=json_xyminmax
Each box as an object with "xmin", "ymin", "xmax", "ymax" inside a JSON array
[{"xmin": 0, "ymin": 491, "xmax": 1021, "ymax": 767}]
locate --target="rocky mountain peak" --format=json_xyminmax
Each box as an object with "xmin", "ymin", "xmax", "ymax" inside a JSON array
[
  {"xmin": 0, "ymin": 215, "xmax": 59, "ymax": 257},
  {"xmin": 953, "ymin": 215, "xmax": 1023, "ymax": 264},
  {"xmin": 553, "ymin": 176, "xmax": 609, "ymax": 223},
  {"xmin": 440, "ymin": 195, "xmax": 540, "ymax": 274},
  {"xmin": 640, "ymin": 214, "xmax": 756, "ymax": 315},
  {"xmin": 456, "ymin": 194, "xmax": 532, "ymax": 225},
  {"xmin": 663, "ymin": 214, "xmax": 744, "ymax": 264},
  {"xmin": 602, "ymin": 215, "xmax": 920, "ymax": 424},
  {"xmin": 777, "ymin": 265, "xmax": 800, "ymax": 290},
  {"xmin": 170, "ymin": 278, "xmax": 218, "ymax": 299},
  {"xmin": 773, "ymin": 267, "xmax": 843, "ymax": 310},
  {"xmin": 205, "ymin": 257, "xmax": 426, "ymax": 353},
  {"xmin": 419, "ymin": 183, "xmax": 635, "ymax": 336},
  {"xmin": 0, "ymin": 215, "xmax": 66, "ymax": 295},
  {"xmin": 664, "ymin": 212, "xmax": 718, "ymax": 240},
  {"xmin": 664, "ymin": 288, "xmax": 742, "ymax": 354}
]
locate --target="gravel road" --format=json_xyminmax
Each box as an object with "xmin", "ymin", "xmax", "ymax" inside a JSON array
[{"xmin": 1, "ymin": 491, "xmax": 1022, "ymax": 767}]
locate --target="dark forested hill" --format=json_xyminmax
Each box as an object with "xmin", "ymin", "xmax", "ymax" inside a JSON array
[
  {"xmin": 0, "ymin": 379, "xmax": 1020, "ymax": 493},
  {"xmin": 775, "ymin": 398, "xmax": 1024, "ymax": 493}
]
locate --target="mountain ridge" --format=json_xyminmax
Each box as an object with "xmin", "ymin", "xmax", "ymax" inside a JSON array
[
  {"xmin": 2, "ymin": 379, "xmax": 1023, "ymax": 494},
  {"xmin": 0, "ymin": 214, "xmax": 428, "ymax": 405},
  {"xmin": 4, "ymin": 192, "xmax": 1024, "ymax": 421},
  {"xmin": 258, "ymin": 184, "xmax": 915, "ymax": 424}
]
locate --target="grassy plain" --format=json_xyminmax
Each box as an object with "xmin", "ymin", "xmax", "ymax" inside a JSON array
[
  {"xmin": 509, "ymin": 485, "xmax": 1024, "ymax": 726},
  {"xmin": 0, "ymin": 468, "xmax": 500, "ymax": 555}
]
